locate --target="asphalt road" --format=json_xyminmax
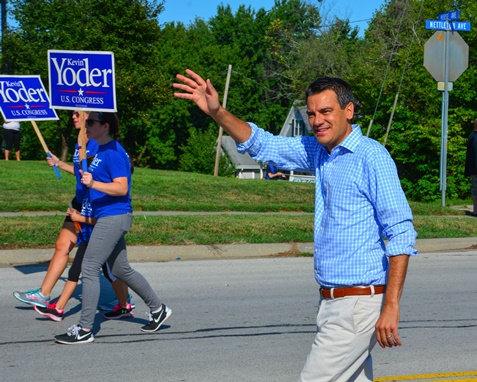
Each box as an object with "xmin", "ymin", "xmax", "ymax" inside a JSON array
[{"xmin": 1, "ymin": 252, "xmax": 477, "ymax": 382}]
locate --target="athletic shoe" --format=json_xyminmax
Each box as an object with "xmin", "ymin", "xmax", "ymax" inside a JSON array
[
  {"xmin": 13, "ymin": 288, "xmax": 50, "ymax": 308},
  {"xmin": 55, "ymin": 325, "xmax": 94, "ymax": 345},
  {"xmin": 141, "ymin": 304, "xmax": 171, "ymax": 332},
  {"xmin": 98, "ymin": 294, "xmax": 135, "ymax": 311},
  {"xmin": 127, "ymin": 294, "xmax": 135, "ymax": 309},
  {"xmin": 34, "ymin": 303, "xmax": 64, "ymax": 322},
  {"xmin": 103, "ymin": 303, "xmax": 134, "ymax": 320}
]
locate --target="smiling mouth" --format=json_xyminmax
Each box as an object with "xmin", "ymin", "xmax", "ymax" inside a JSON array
[{"xmin": 314, "ymin": 127, "xmax": 329, "ymax": 135}]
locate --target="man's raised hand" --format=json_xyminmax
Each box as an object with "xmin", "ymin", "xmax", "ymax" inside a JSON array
[{"xmin": 173, "ymin": 69, "xmax": 221, "ymax": 116}]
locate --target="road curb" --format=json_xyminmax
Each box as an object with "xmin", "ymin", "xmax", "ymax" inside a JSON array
[
  {"xmin": 0, "ymin": 242, "xmax": 314, "ymax": 267},
  {"xmin": 2, "ymin": 238, "xmax": 477, "ymax": 267}
]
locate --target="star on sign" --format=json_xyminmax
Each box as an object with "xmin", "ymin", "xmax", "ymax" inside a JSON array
[
  {"xmin": 25, "ymin": 104, "xmax": 30, "ymax": 109},
  {"xmin": 78, "ymin": 88, "xmax": 84, "ymax": 96}
]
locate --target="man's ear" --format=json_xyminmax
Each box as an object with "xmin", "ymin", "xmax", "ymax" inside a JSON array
[{"xmin": 346, "ymin": 102, "xmax": 354, "ymax": 124}]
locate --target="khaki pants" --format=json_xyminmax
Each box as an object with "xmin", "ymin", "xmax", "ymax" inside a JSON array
[{"xmin": 299, "ymin": 294, "xmax": 384, "ymax": 382}]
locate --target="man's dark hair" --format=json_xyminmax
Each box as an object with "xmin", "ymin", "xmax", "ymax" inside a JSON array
[{"xmin": 305, "ymin": 77, "xmax": 355, "ymax": 109}]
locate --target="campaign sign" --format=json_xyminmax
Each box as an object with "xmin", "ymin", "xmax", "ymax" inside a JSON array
[
  {"xmin": 0, "ymin": 75, "xmax": 59, "ymax": 121},
  {"xmin": 48, "ymin": 50, "xmax": 116, "ymax": 111}
]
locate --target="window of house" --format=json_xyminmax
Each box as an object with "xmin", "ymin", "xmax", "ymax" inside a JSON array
[{"xmin": 292, "ymin": 119, "xmax": 304, "ymax": 137}]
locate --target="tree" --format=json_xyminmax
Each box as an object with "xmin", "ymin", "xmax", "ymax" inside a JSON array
[
  {"xmin": 357, "ymin": 0, "xmax": 477, "ymax": 201},
  {"xmin": 263, "ymin": 0, "xmax": 323, "ymax": 107},
  {"xmin": 3, "ymin": 0, "xmax": 166, "ymax": 162},
  {"xmin": 5, "ymin": 0, "xmax": 477, "ymax": 199},
  {"xmin": 179, "ymin": 125, "xmax": 235, "ymax": 176}
]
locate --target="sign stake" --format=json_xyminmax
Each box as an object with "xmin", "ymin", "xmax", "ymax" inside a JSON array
[{"xmin": 30, "ymin": 120, "xmax": 62, "ymax": 178}]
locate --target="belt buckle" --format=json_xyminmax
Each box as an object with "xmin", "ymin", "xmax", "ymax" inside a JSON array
[
  {"xmin": 330, "ymin": 288, "xmax": 345, "ymax": 299},
  {"xmin": 354, "ymin": 285, "xmax": 375, "ymax": 297}
]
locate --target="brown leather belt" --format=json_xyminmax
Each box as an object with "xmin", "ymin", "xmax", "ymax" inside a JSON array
[{"xmin": 320, "ymin": 285, "xmax": 386, "ymax": 299}]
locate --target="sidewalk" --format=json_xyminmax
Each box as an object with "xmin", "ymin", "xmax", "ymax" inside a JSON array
[{"xmin": 2, "ymin": 238, "xmax": 477, "ymax": 267}]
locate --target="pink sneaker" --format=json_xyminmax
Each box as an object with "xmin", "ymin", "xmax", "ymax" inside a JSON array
[
  {"xmin": 34, "ymin": 303, "xmax": 64, "ymax": 322},
  {"xmin": 103, "ymin": 303, "xmax": 134, "ymax": 320}
]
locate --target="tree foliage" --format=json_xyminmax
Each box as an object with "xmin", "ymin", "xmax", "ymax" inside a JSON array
[
  {"xmin": 3, "ymin": 0, "xmax": 166, "ymax": 161},
  {"xmin": 178, "ymin": 125, "xmax": 235, "ymax": 177},
  {"xmin": 2, "ymin": 0, "xmax": 477, "ymax": 201},
  {"xmin": 356, "ymin": 0, "xmax": 477, "ymax": 201}
]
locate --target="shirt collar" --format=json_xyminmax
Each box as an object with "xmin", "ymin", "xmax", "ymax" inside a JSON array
[{"xmin": 337, "ymin": 124, "xmax": 362, "ymax": 153}]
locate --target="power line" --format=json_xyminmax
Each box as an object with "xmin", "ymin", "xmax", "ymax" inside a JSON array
[
  {"xmin": 366, "ymin": 0, "xmax": 409, "ymax": 138},
  {"xmin": 382, "ymin": 0, "xmax": 425, "ymax": 146}
]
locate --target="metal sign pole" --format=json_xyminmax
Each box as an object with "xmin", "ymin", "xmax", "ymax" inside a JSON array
[
  {"xmin": 424, "ymin": 10, "xmax": 470, "ymax": 206},
  {"xmin": 440, "ymin": 90, "xmax": 445, "ymax": 191},
  {"xmin": 441, "ymin": 29, "xmax": 450, "ymax": 207}
]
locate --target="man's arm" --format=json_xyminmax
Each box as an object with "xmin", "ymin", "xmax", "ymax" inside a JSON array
[
  {"xmin": 375, "ymin": 254, "xmax": 409, "ymax": 348},
  {"xmin": 173, "ymin": 69, "xmax": 251, "ymax": 143},
  {"xmin": 268, "ymin": 171, "xmax": 286, "ymax": 179}
]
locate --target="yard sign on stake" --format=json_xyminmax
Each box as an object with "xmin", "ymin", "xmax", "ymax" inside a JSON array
[
  {"xmin": 0, "ymin": 75, "xmax": 61, "ymax": 178},
  {"xmin": 48, "ymin": 50, "xmax": 117, "ymax": 172}
]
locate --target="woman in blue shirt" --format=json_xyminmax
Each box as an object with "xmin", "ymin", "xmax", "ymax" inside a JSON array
[
  {"xmin": 13, "ymin": 111, "xmax": 99, "ymax": 308},
  {"xmin": 54, "ymin": 112, "xmax": 171, "ymax": 344}
]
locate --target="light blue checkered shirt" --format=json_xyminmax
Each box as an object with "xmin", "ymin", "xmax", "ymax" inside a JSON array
[{"xmin": 238, "ymin": 123, "xmax": 417, "ymax": 288}]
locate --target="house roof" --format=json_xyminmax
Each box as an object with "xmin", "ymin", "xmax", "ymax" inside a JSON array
[
  {"xmin": 221, "ymin": 136, "xmax": 261, "ymax": 169},
  {"xmin": 279, "ymin": 101, "xmax": 312, "ymax": 137},
  {"xmin": 220, "ymin": 101, "xmax": 313, "ymax": 169}
]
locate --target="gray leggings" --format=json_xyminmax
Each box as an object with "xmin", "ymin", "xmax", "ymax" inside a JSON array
[{"xmin": 79, "ymin": 213, "xmax": 162, "ymax": 330}]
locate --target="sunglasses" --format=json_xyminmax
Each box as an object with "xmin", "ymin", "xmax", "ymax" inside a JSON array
[
  {"xmin": 72, "ymin": 112, "xmax": 80, "ymax": 117},
  {"xmin": 85, "ymin": 119, "xmax": 102, "ymax": 127}
]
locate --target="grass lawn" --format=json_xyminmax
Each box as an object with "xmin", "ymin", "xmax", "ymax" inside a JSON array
[{"xmin": 0, "ymin": 160, "xmax": 475, "ymax": 249}]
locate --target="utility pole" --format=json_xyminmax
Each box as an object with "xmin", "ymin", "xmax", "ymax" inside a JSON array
[
  {"xmin": 1, "ymin": 0, "xmax": 7, "ymax": 73},
  {"xmin": 213, "ymin": 64, "xmax": 232, "ymax": 177}
]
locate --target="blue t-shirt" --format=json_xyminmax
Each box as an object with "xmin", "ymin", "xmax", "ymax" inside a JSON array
[
  {"xmin": 73, "ymin": 139, "xmax": 99, "ymax": 203},
  {"xmin": 87, "ymin": 140, "xmax": 132, "ymax": 219},
  {"xmin": 77, "ymin": 195, "xmax": 94, "ymax": 245},
  {"xmin": 265, "ymin": 163, "xmax": 278, "ymax": 180}
]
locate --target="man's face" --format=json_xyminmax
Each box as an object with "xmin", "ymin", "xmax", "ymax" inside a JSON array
[{"xmin": 306, "ymin": 90, "xmax": 354, "ymax": 152}]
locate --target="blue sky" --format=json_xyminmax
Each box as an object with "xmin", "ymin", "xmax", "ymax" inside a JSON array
[{"xmin": 159, "ymin": 0, "xmax": 386, "ymax": 36}]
